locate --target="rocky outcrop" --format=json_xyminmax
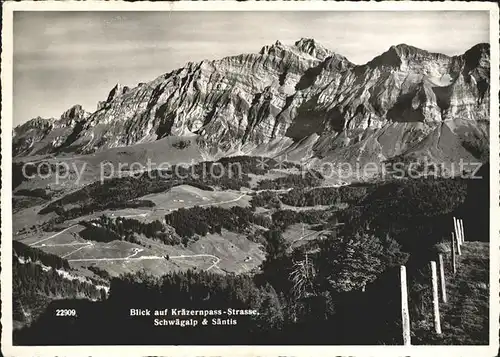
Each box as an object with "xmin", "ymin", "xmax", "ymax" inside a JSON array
[
  {"xmin": 13, "ymin": 39, "xmax": 490, "ymax": 168},
  {"xmin": 106, "ymin": 83, "xmax": 131, "ymax": 103},
  {"xmin": 13, "ymin": 105, "xmax": 90, "ymax": 157}
]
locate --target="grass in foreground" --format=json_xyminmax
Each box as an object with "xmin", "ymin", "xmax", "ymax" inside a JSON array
[{"xmin": 412, "ymin": 241, "xmax": 489, "ymax": 345}]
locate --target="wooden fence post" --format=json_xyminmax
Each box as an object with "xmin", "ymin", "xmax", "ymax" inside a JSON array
[
  {"xmin": 400, "ymin": 266, "xmax": 411, "ymax": 345},
  {"xmin": 453, "ymin": 217, "xmax": 462, "ymax": 245},
  {"xmin": 458, "ymin": 218, "xmax": 464, "ymax": 245},
  {"xmin": 453, "ymin": 217, "xmax": 459, "ymax": 244},
  {"xmin": 460, "ymin": 219, "xmax": 465, "ymax": 243},
  {"xmin": 455, "ymin": 229, "xmax": 462, "ymax": 256},
  {"xmin": 430, "ymin": 261, "xmax": 442, "ymax": 334},
  {"xmin": 438, "ymin": 254, "xmax": 447, "ymax": 303},
  {"xmin": 451, "ymin": 233, "xmax": 457, "ymax": 274}
]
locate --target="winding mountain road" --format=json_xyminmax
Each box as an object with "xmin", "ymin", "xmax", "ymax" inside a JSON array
[
  {"xmin": 31, "ymin": 213, "xmax": 150, "ymax": 247},
  {"xmin": 29, "ymin": 195, "xmax": 246, "ymax": 272},
  {"xmin": 62, "ymin": 242, "xmax": 94, "ymax": 258},
  {"xmin": 68, "ymin": 253, "xmax": 221, "ymax": 272},
  {"xmin": 28, "ymin": 190, "xmax": 323, "ymax": 274},
  {"xmin": 30, "ymin": 225, "xmax": 78, "ymax": 247},
  {"xmin": 158, "ymin": 193, "xmax": 247, "ymax": 214}
]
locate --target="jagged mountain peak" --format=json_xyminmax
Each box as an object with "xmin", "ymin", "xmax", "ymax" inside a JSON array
[
  {"xmin": 258, "ymin": 40, "xmax": 290, "ymax": 57},
  {"xmin": 60, "ymin": 104, "xmax": 86, "ymax": 120},
  {"xmin": 294, "ymin": 37, "xmax": 323, "ymax": 49},
  {"xmin": 12, "ymin": 103, "xmax": 92, "ymax": 156},
  {"xmin": 391, "ymin": 43, "xmax": 448, "ymax": 57},
  {"xmin": 366, "ymin": 43, "xmax": 452, "ymax": 72},
  {"xmin": 462, "ymin": 43, "xmax": 490, "ymax": 67},
  {"xmin": 14, "ymin": 116, "xmax": 54, "ymax": 134},
  {"xmin": 106, "ymin": 83, "xmax": 131, "ymax": 102},
  {"xmin": 294, "ymin": 38, "xmax": 332, "ymax": 59},
  {"xmin": 259, "ymin": 40, "xmax": 282, "ymax": 53},
  {"xmin": 15, "ymin": 103, "xmax": 88, "ymax": 133},
  {"xmin": 259, "ymin": 38, "xmax": 332, "ymax": 60},
  {"xmin": 466, "ymin": 42, "xmax": 490, "ymax": 52},
  {"xmin": 390, "ymin": 43, "xmax": 437, "ymax": 55}
]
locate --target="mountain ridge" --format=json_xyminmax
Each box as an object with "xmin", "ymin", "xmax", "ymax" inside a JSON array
[{"xmin": 13, "ymin": 39, "xmax": 490, "ymax": 172}]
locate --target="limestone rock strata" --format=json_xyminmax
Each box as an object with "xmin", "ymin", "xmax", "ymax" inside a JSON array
[{"xmin": 13, "ymin": 39, "xmax": 490, "ymax": 166}]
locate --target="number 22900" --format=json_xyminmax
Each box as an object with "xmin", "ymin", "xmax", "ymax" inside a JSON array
[{"xmin": 55, "ymin": 309, "xmax": 77, "ymax": 317}]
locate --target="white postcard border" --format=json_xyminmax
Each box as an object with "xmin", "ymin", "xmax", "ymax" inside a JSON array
[{"xmin": 1, "ymin": 1, "xmax": 499, "ymax": 356}]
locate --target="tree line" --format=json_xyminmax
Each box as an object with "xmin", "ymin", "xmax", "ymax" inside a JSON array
[
  {"xmin": 256, "ymin": 171, "xmax": 324, "ymax": 191},
  {"xmin": 336, "ymin": 177, "xmax": 469, "ymax": 252},
  {"xmin": 271, "ymin": 209, "xmax": 332, "ymax": 230},
  {"xmin": 250, "ymin": 190, "xmax": 282, "ymax": 209},
  {"xmin": 80, "ymin": 216, "xmax": 184, "ymax": 246},
  {"xmin": 13, "ymin": 256, "xmax": 106, "ymax": 327},
  {"xmin": 280, "ymin": 184, "xmax": 374, "ymax": 207},
  {"xmin": 164, "ymin": 206, "xmax": 273, "ymax": 239}
]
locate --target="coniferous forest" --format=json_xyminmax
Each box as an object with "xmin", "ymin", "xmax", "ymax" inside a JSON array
[
  {"xmin": 13, "ymin": 243, "xmax": 107, "ymax": 328},
  {"xmin": 13, "ymin": 164, "xmax": 489, "ymax": 346}
]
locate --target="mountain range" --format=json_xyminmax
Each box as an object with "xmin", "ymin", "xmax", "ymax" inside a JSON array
[{"xmin": 13, "ymin": 38, "xmax": 490, "ymax": 171}]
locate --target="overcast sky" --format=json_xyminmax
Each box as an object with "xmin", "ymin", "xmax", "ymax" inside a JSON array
[{"xmin": 13, "ymin": 11, "xmax": 489, "ymax": 125}]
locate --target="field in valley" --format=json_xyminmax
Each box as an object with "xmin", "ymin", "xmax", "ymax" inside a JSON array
[
  {"xmin": 11, "ymin": 152, "xmax": 491, "ymax": 346},
  {"xmin": 12, "ymin": 153, "xmax": 308, "ymax": 279}
]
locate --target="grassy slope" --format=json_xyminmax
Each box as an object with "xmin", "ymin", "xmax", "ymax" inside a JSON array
[{"xmin": 413, "ymin": 241, "xmax": 489, "ymax": 345}]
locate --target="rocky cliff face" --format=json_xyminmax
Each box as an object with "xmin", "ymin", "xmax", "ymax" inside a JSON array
[
  {"xmin": 13, "ymin": 39, "xmax": 490, "ymax": 168},
  {"xmin": 13, "ymin": 104, "xmax": 90, "ymax": 157}
]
